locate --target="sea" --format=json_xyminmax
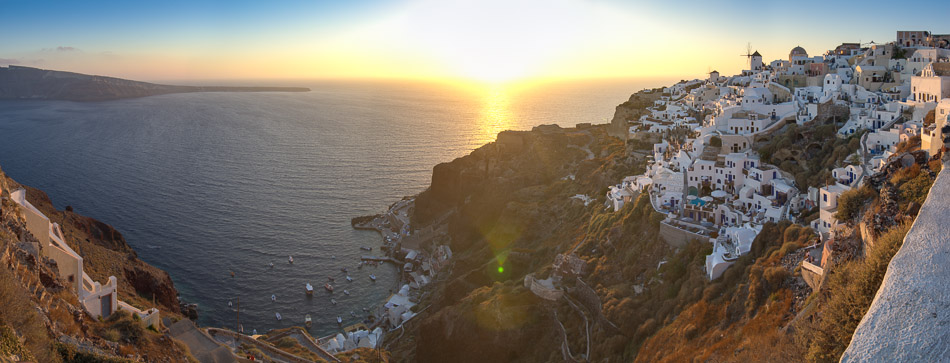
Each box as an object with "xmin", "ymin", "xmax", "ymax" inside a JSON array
[{"xmin": 0, "ymin": 78, "xmax": 669, "ymax": 337}]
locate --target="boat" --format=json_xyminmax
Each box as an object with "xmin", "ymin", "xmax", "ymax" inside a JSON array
[
  {"xmin": 288, "ymin": 255, "xmax": 294, "ymax": 264},
  {"xmin": 357, "ymin": 262, "xmax": 363, "ymax": 269},
  {"xmin": 269, "ymin": 262, "xmax": 274, "ymax": 269},
  {"xmin": 305, "ymin": 314, "xmax": 312, "ymax": 328},
  {"xmin": 271, "ymin": 294, "xmax": 276, "ymax": 302},
  {"xmin": 345, "ymin": 275, "xmax": 353, "ymax": 282},
  {"xmin": 337, "ymin": 316, "xmax": 343, "ymax": 325},
  {"xmin": 331, "ymin": 255, "xmax": 336, "ymax": 259},
  {"xmin": 275, "ymin": 312, "xmax": 282, "ymax": 321},
  {"xmin": 253, "ymin": 329, "xmax": 258, "ymax": 335},
  {"xmin": 328, "ymin": 276, "xmax": 335, "ymax": 282},
  {"xmin": 341, "ymin": 267, "xmax": 348, "ymax": 273},
  {"xmin": 369, "ymin": 274, "xmax": 377, "ymax": 281},
  {"xmin": 343, "ymin": 290, "xmax": 350, "ymax": 295},
  {"xmin": 360, "ymin": 246, "xmax": 372, "ymax": 251},
  {"xmin": 325, "ymin": 283, "xmax": 334, "ymax": 292},
  {"xmin": 362, "ymin": 307, "xmax": 370, "ymax": 312},
  {"xmin": 331, "ymin": 298, "xmax": 338, "ymax": 305},
  {"xmin": 306, "ymin": 283, "xmax": 314, "ymax": 295},
  {"xmin": 350, "ymin": 311, "xmax": 357, "ymax": 317},
  {"xmin": 228, "ymin": 300, "xmax": 232, "ymax": 308}
]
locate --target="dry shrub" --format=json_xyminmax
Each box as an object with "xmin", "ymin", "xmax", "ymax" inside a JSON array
[
  {"xmin": 0, "ymin": 265, "xmax": 58, "ymax": 362},
  {"xmin": 803, "ymin": 222, "xmax": 912, "ymax": 362}
]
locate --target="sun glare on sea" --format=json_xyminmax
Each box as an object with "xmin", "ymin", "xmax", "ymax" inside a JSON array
[{"xmin": 477, "ymin": 85, "xmax": 515, "ymax": 145}]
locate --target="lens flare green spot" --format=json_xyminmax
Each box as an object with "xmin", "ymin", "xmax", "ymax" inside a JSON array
[{"xmin": 497, "ymin": 266, "xmax": 504, "ymax": 273}]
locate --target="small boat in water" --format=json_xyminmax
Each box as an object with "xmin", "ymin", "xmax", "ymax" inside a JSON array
[
  {"xmin": 306, "ymin": 283, "xmax": 314, "ymax": 295},
  {"xmin": 275, "ymin": 312, "xmax": 282, "ymax": 321},
  {"xmin": 343, "ymin": 290, "xmax": 350, "ymax": 295},
  {"xmin": 350, "ymin": 311, "xmax": 357, "ymax": 317},
  {"xmin": 305, "ymin": 314, "xmax": 312, "ymax": 328},
  {"xmin": 331, "ymin": 298, "xmax": 338, "ymax": 305},
  {"xmin": 271, "ymin": 294, "xmax": 276, "ymax": 302},
  {"xmin": 288, "ymin": 255, "xmax": 294, "ymax": 264},
  {"xmin": 337, "ymin": 316, "xmax": 343, "ymax": 325},
  {"xmin": 328, "ymin": 276, "xmax": 335, "ymax": 282},
  {"xmin": 362, "ymin": 307, "xmax": 370, "ymax": 312},
  {"xmin": 360, "ymin": 246, "xmax": 372, "ymax": 251},
  {"xmin": 357, "ymin": 262, "xmax": 363, "ymax": 269},
  {"xmin": 325, "ymin": 283, "xmax": 334, "ymax": 292},
  {"xmin": 369, "ymin": 274, "xmax": 377, "ymax": 281},
  {"xmin": 341, "ymin": 267, "xmax": 348, "ymax": 273},
  {"xmin": 345, "ymin": 275, "xmax": 353, "ymax": 282},
  {"xmin": 269, "ymin": 262, "xmax": 274, "ymax": 269}
]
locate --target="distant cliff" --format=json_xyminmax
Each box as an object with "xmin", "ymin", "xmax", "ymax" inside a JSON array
[{"xmin": 0, "ymin": 65, "xmax": 310, "ymax": 102}]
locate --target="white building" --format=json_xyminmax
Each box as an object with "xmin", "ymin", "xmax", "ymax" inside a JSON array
[
  {"xmin": 911, "ymin": 62, "xmax": 950, "ymax": 103},
  {"xmin": 10, "ymin": 188, "xmax": 160, "ymax": 327}
]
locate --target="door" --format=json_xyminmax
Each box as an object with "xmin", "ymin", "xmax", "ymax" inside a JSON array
[{"xmin": 101, "ymin": 293, "xmax": 112, "ymax": 317}]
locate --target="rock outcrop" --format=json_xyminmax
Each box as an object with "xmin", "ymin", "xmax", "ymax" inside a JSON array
[{"xmin": 841, "ymin": 160, "xmax": 950, "ymax": 361}]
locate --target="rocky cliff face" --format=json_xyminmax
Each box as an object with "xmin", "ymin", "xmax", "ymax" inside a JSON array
[
  {"xmin": 607, "ymin": 90, "xmax": 661, "ymax": 140},
  {"xmin": 842, "ymin": 159, "xmax": 950, "ymax": 361},
  {"xmin": 0, "ymin": 65, "xmax": 309, "ymax": 102}
]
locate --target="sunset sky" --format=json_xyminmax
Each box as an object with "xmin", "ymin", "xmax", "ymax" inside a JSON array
[{"xmin": 2, "ymin": 0, "xmax": 949, "ymax": 83}]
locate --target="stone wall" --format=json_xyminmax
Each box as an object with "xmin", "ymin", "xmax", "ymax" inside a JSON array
[
  {"xmin": 659, "ymin": 222, "xmax": 709, "ymax": 248},
  {"xmin": 800, "ymin": 260, "xmax": 823, "ymax": 290}
]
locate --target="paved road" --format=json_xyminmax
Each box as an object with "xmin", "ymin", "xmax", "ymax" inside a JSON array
[{"xmin": 167, "ymin": 319, "xmax": 237, "ymax": 363}]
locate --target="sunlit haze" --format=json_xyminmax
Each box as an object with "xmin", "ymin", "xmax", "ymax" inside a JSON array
[{"xmin": 3, "ymin": 0, "xmax": 949, "ymax": 83}]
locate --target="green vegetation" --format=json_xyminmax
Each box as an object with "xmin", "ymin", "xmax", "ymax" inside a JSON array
[
  {"xmin": 57, "ymin": 343, "xmax": 134, "ymax": 363},
  {"xmin": 892, "ymin": 46, "xmax": 907, "ymax": 59},
  {"xmin": 924, "ymin": 109, "xmax": 936, "ymax": 127},
  {"xmin": 835, "ymin": 186, "xmax": 876, "ymax": 222},
  {"xmin": 802, "ymin": 223, "xmax": 911, "ymax": 362},
  {"xmin": 0, "ymin": 324, "xmax": 35, "ymax": 362},
  {"xmin": 273, "ymin": 336, "xmax": 324, "ymax": 362},
  {"xmin": 758, "ymin": 123, "xmax": 864, "ymax": 189},
  {"xmin": 98, "ymin": 311, "xmax": 145, "ymax": 344}
]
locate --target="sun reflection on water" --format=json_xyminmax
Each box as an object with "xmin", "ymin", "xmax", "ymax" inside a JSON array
[{"xmin": 476, "ymin": 85, "xmax": 514, "ymax": 146}]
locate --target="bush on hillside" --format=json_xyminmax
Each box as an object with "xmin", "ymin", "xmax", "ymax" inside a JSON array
[{"xmin": 834, "ymin": 186, "xmax": 876, "ymax": 223}]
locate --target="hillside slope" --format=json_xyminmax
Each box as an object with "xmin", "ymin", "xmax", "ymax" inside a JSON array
[{"xmin": 0, "ymin": 165, "xmax": 192, "ymax": 362}]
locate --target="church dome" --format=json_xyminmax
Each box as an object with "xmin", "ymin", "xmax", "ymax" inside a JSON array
[{"xmin": 789, "ymin": 46, "xmax": 808, "ymax": 60}]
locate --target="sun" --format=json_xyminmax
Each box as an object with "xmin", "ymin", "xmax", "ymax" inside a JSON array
[{"xmin": 401, "ymin": 0, "xmax": 591, "ymax": 83}]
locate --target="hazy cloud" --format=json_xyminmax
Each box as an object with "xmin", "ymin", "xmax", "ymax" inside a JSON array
[
  {"xmin": 0, "ymin": 58, "xmax": 20, "ymax": 65},
  {"xmin": 41, "ymin": 46, "xmax": 82, "ymax": 52}
]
